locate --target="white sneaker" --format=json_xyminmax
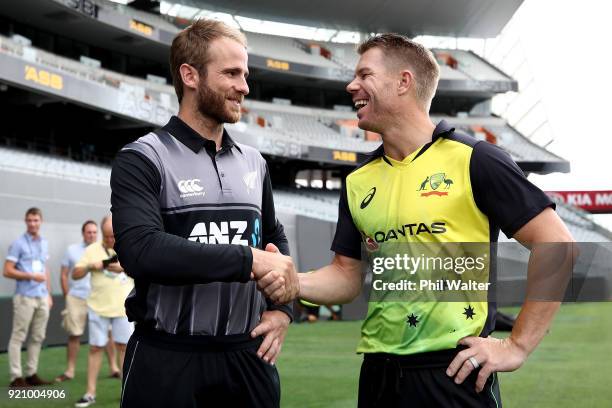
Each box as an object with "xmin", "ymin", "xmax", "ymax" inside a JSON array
[{"xmin": 75, "ymin": 394, "xmax": 96, "ymax": 407}]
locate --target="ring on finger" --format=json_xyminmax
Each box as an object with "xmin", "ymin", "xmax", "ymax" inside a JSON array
[{"xmin": 468, "ymin": 356, "xmax": 480, "ymax": 369}]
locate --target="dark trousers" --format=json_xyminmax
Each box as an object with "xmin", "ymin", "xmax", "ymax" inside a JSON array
[
  {"xmin": 120, "ymin": 331, "xmax": 280, "ymax": 408},
  {"xmin": 358, "ymin": 353, "xmax": 502, "ymax": 408}
]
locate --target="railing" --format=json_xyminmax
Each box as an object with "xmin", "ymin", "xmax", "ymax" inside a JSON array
[{"xmin": 0, "ymin": 35, "xmax": 177, "ymax": 100}]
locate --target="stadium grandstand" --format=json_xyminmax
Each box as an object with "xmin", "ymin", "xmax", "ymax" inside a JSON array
[{"xmin": 0, "ymin": 0, "xmax": 610, "ymax": 384}]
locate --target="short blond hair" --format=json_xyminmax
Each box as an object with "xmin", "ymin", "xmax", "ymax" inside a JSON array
[
  {"xmin": 170, "ymin": 19, "xmax": 247, "ymax": 103},
  {"xmin": 358, "ymin": 34, "xmax": 440, "ymax": 110}
]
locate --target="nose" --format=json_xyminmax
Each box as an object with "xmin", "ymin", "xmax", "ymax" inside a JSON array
[
  {"xmin": 346, "ymin": 78, "xmax": 358, "ymax": 94},
  {"xmin": 238, "ymin": 76, "xmax": 249, "ymax": 96}
]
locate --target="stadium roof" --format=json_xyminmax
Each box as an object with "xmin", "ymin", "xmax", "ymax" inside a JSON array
[{"xmin": 176, "ymin": 0, "xmax": 524, "ymax": 38}]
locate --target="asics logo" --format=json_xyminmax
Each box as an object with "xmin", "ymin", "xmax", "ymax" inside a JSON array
[
  {"xmin": 178, "ymin": 179, "xmax": 205, "ymax": 198},
  {"xmin": 360, "ymin": 187, "xmax": 376, "ymax": 209}
]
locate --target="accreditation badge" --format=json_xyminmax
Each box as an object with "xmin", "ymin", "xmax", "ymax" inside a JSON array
[{"xmin": 32, "ymin": 260, "xmax": 43, "ymax": 273}]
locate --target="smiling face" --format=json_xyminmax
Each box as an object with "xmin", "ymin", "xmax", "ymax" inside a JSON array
[
  {"xmin": 196, "ymin": 37, "xmax": 249, "ymax": 124},
  {"xmin": 25, "ymin": 214, "xmax": 42, "ymax": 237},
  {"xmin": 346, "ymin": 47, "xmax": 399, "ymax": 134}
]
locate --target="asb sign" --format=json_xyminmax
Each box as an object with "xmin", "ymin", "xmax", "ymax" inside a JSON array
[{"xmin": 546, "ymin": 191, "xmax": 612, "ymax": 214}]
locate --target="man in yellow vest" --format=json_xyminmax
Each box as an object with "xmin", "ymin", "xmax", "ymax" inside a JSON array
[{"xmin": 262, "ymin": 34, "xmax": 575, "ymax": 407}]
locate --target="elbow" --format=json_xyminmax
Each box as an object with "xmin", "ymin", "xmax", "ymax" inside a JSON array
[
  {"xmin": 72, "ymin": 268, "xmax": 85, "ymax": 280},
  {"xmin": 560, "ymin": 232, "xmax": 579, "ymax": 262},
  {"xmin": 569, "ymin": 238, "xmax": 580, "ymax": 264},
  {"xmin": 345, "ymin": 283, "xmax": 363, "ymax": 303},
  {"xmin": 118, "ymin": 253, "xmax": 145, "ymax": 281},
  {"xmin": 337, "ymin": 274, "xmax": 363, "ymax": 304},
  {"xmin": 3, "ymin": 264, "xmax": 13, "ymax": 278},
  {"xmin": 115, "ymin": 242, "xmax": 139, "ymax": 280}
]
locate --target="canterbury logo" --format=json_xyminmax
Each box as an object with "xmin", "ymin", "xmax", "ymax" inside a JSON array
[
  {"xmin": 178, "ymin": 179, "xmax": 204, "ymax": 198},
  {"xmin": 178, "ymin": 179, "xmax": 203, "ymax": 193},
  {"xmin": 360, "ymin": 187, "xmax": 376, "ymax": 209}
]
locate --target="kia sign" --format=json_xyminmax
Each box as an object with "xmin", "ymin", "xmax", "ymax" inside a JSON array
[{"xmin": 546, "ymin": 191, "xmax": 612, "ymax": 214}]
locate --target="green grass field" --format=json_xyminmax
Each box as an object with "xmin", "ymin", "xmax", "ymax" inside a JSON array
[{"xmin": 1, "ymin": 303, "xmax": 611, "ymax": 407}]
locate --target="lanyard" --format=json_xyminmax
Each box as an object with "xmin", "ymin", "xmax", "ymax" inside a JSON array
[{"xmin": 24, "ymin": 234, "xmax": 41, "ymax": 261}]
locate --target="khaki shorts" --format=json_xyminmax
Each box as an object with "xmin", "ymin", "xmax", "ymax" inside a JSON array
[{"xmin": 61, "ymin": 294, "xmax": 88, "ymax": 336}]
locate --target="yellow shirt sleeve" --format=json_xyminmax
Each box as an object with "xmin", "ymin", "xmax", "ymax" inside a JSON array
[{"xmin": 75, "ymin": 245, "xmax": 93, "ymax": 269}]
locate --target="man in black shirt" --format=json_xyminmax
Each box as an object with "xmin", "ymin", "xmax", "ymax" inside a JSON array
[{"xmin": 111, "ymin": 19, "xmax": 298, "ymax": 408}]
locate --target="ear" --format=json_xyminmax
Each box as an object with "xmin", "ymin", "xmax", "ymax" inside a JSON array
[
  {"xmin": 179, "ymin": 63, "xmax": 199, "ymax": 93},
  {"xmin": 397, "ymin": 69, "xmax": 413, "ymax": 96}
]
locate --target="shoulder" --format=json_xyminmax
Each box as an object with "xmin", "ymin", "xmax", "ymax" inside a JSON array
[
  {"xmin": 236, "ymin": 142, "xmax": 265, "ymax": 162},
  {"xmin": 68, "ymin": 243, "xmax": 81, "ymax": 253},
  {"xmin": 235, "ymin": 142, "xmax": 269, "ymax": 177},
  {"xmin": 9, "ymin": 235, "xmax": 25, "ymax": 249},
  {"xmin": 440, "ymin": 129, "xmax": 480, "ymax": 149},
  {"xmin": 346, "ymin": 146, "xmax": 385, "ymax": 184},
  {"xmin": 114, "ymin": 132, "xmax": 166, "ymax": 177},
  {"xmin": 440, "ymin": 130, "xmax": 515, "ymax": 168},
  {"xmin": 119, "ymin": 131, "xmax": 168, "ymax": 162},
  {"xmin": 84, "ymin": 241, "xmax": 101, "ymax": 254},
  {"xmin": 468, "ymin": 139, "xmax": 519, "ymax": 174}
]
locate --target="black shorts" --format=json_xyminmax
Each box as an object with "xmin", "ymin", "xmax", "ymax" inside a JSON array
[
  {"xmin": 120, "ymin": 328, "xmax": 280, "ymax": 408},
  {"xmin": 358, "ymin": 351, "xmax": 502, "ymax": 408}
]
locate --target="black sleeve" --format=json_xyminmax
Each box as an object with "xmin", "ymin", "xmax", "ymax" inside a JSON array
[
  {"xmin": 330, "ymin": 181, "xmax": 363, "ymax": 260},
  {"xmin": 470, "ymin": 141, "xmax": 555, "ymax": 238},
  {"xmin": 111, "ymin": 150, "xmax": 252, "ymax": 285},
  {"xmin": 261, "ymin": 164, "xmax": 290, "ymax": 255},
  {"xmin": 261, "ymin": 164, "xmax": 293, "ymax": 321}
]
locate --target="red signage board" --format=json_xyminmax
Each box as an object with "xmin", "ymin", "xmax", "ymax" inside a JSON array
[{"xmin": 546, "ymin": 191, "xmax": 612, "ymax": 214}]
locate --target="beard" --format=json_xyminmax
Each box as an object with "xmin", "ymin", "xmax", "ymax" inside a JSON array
[{"xmin": 196, "ymin": 80, "xmax": 242, "ymax": 124}]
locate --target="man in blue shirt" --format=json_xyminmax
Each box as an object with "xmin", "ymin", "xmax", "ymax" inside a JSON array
[
  {"xmin": 3, "ymin": 207, "xmax": 53, "ymax": 387},
  {"xmin": 55, "ymin": 220, "xmax": 121, "ymax": 383}
]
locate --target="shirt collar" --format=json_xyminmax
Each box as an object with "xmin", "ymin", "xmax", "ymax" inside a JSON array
[
  {"xmin": 24, "ymin": 232, "xmax": 41, "ymax": 242},
  {"xmin": 162, "ymin": 116, "xmax": 242, "ymax": 154},
  {"xmin": 432, "ymin": 119, "xmax": 454, "ymax": 140},
  {"xmin": 368, "ymin": 120, "xmax": 455, "ymax": 165}
]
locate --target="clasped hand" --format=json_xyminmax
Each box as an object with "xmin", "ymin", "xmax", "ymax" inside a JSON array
[{"xmin": 251, "ymin": 244, "xmax": 299, "ymax": 304}]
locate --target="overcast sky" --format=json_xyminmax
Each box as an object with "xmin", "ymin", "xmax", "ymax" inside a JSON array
[{"xmin": 509, "ymin": 0, "xmax": 612, "ymax": 229}]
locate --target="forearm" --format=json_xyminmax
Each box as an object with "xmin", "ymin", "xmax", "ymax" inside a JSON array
[
  {"xmin": 60, "ymin": 274, "xmax": 69, "ymax": 296},
  {"xmin": 509, "ymin": 301, "xmax": 560, "ymax": 355},
  {"xmin": 60, "ymin": 271, "xmax": 69, "ymax": 296},
  {"xmin": 266, "ymin": 298, "xmax": 293, "ymax": 321},
  {"xmin": 115, "ymin": 227, "xmax": 252, "ymax": 285},
  {"xmin": 299, "ymin": 263, "xmax": 362, "ymax": 305},
  {"xmin": 72, "ymin": 266, "xmax": 88, "ymax": 280},
  {"xmin": 46, "ymin": 268, "xmax": 51, "ymax": 293},
  {"xmin": 509, "ymin": 237, "xmax": 573, "ymax": 355},
  {"xmin": 3, "ymin": 267, "xmax": 32, "ymax": 281}
]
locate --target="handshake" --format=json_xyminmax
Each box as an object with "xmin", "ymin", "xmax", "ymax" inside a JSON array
[{"xmin": 250, "ymin": 243, "xmax": 300, "ymax": 304}]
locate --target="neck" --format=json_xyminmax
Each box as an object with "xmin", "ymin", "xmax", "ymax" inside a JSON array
[
  {"xmin": 380, "ymin": 107, "xmax": 436, "ymax": 161},
  {"xmin": 27, "ymin": 231, "xmax": 39, "ymax": 239},
  {"xmin": 178, "ymin": 102, "xmax": 224, "ymax": 150}
]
